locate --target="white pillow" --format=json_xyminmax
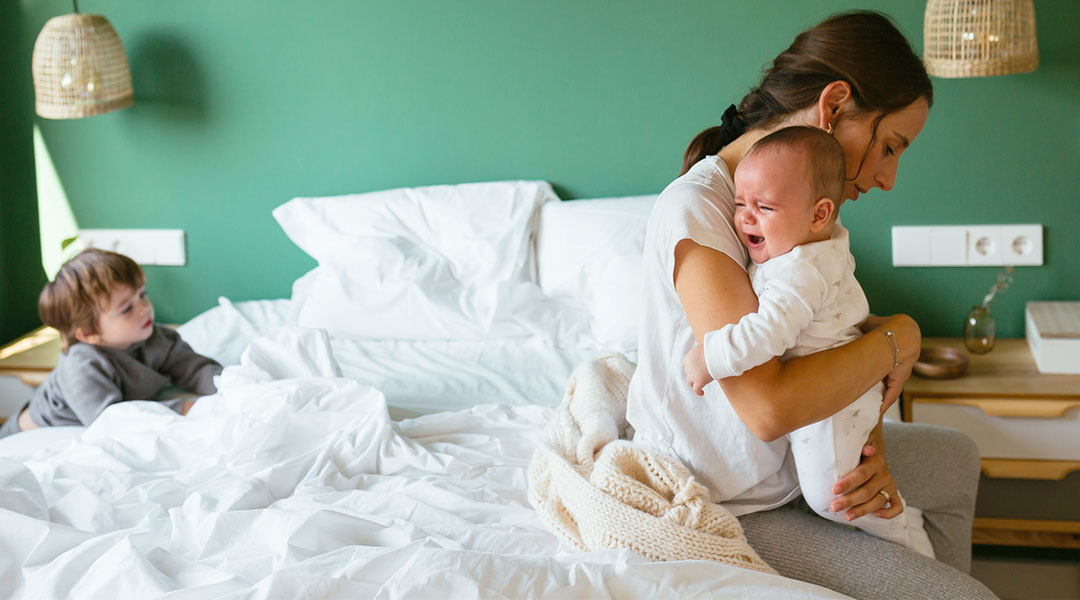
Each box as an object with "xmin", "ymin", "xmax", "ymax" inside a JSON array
[
  {"xmin": 274, "ymin": 180, "xmax": 557, "ymax": 340},
  {"xmin": 290, "ymin": 265, "xmax": 539, "ymax": 340},
  {"xmin": 536, "ymin": 195, "xmax": 658, "ymax": 350},
  {"xmin": 177, "ymin": 297, "xmax": 294, "ymax": 366}
]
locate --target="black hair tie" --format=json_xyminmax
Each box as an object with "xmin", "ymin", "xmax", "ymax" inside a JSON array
[{"xmin": 718, "ymin": 104, "xmax": 746, "ymax": 145}]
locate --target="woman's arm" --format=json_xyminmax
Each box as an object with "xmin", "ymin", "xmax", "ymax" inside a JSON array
[{"xmin": 673, "ymin": 239, "xmax": 920, "ymax": 442}]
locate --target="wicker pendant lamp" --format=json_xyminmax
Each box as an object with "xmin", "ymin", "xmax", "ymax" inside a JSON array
[
  {"xmin": 32, "ymin": 0, "xmax": 134, "ymax": 119},
  {"xmin": 924, "ymin": 0, "xmax": 1038, "ymax": 78}
]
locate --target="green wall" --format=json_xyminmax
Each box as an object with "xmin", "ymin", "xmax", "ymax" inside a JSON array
[
  {"xmin": 9, "ymin": 0, "xmax": 1079, "ymax": 341},
  {"xmin": 1, "ymin": 1, "xmax": 46, "ymax": 344}
]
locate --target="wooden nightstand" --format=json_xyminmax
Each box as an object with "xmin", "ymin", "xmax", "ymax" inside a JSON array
[
  {"xmin": 901, "ymin": 338, "xmax": 1080, "ymax": 549},
  {"xmin": 0, "ymin": 326, "xmax": 62, "ymax": 387},
  {"xmin": 0, "ymin": 327, "xmax": 61, "ymax": 426}
]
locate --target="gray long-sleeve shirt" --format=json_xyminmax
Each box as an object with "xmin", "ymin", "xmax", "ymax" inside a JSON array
[{"xmin": 23, "ymin": 325, "xmax": 223, "ymax": 428}]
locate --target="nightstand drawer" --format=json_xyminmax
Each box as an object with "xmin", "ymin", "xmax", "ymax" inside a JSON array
[
  {"xmin": 910, "ymin": 397, "xmax": 1080, "ymax": 461},
  {"xmin": 977, "ymin": 471, "xmax": 1080, "ymax": 522}
]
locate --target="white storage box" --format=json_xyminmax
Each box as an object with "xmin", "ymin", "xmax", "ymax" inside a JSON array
[{"xmin": 1026, "ymin": 301, "xmax": 1080, "ymax": 374}]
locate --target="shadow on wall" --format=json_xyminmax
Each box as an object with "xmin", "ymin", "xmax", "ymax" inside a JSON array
[
  {"xmin": 1028, "ymin": 0, "xmax": 1080, "ymax": 158},
  {"xmin": 124, "ymin": 32, "xmax": 209, "ymax": 126},
  {"xmin": 1, "ymin": 0, "xmax": 47, "ymax": 343}
]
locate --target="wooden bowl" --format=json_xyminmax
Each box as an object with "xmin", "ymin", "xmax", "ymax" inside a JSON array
[{"xmin": 913, "ymin": 345, "xmax": 969, "ymax": 379}]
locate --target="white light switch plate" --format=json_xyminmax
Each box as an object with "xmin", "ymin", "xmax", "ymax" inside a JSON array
[
  {"xmin": 892, "ymin": 224, "xmax": 1042, "ymax": 267},
  {"xmin": 929, "ymin": 226, "xmax": 968, "ymax": 266},
  {"xmin": 891, "ymin": 226, "xmax": 930, "ymax": 266},
  {"xmin": 78, "ymin": 229, "xmax": 186, "ymax": 266}
]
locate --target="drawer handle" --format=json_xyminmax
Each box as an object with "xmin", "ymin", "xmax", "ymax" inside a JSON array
[
  {"xmin": 942, "ymin": 398, "xmax": 1080, "ymax": 419},
  {"xmin": 982, "ymin": 459, "xmax": 1080, "ymax": 481}
]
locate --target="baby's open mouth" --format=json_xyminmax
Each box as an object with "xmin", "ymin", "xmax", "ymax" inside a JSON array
[{"xmin": 747, "ymin": 234, "xmax": 764, "ymax": 245}]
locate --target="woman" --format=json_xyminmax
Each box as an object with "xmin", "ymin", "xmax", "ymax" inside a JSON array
[{"xmin": 625, "ymin": 11, "xmax": 996, "ymax": 599}]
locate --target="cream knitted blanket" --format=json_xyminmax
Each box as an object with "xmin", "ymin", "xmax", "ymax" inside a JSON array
[{"xmin": 527, "ymin": 353, "xmax": 776, "ymax": 574}]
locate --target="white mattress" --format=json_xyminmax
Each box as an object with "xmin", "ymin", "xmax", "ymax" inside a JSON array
[{"xmin": 0, "ymin": 325, "xmax": 846, "ymax": 599}]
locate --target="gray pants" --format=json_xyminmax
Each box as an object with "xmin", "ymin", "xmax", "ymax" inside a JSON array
[{"xmin": 739, "ymin": 422, "xmax": 998, "ymax": 599}]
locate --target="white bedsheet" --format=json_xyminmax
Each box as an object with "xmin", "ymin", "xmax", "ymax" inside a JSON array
[
  {"xmin": 0, "ymin": 328, "xmax": 847, "ymax": 599},
  {"xmin": 177, "ymin": 297, "xmax": 599, "ymax": 418}
]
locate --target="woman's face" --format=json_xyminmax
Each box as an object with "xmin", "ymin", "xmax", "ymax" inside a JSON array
[{"xmin": 833, "ymin": 97, "xmax": 929, "ymax": 204}]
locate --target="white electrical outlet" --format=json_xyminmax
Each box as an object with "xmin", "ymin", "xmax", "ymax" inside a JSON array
[
  {"xmin": 966, "ymin": 226, "xmax": 1003, "ymax": 266},
  {"xmin": 999, "ymin": 225, "xmax": 1043, "ymax": 266},
  {"xmin": 78, "ymin": 229, "xmax": 186, "ymax": 266}
]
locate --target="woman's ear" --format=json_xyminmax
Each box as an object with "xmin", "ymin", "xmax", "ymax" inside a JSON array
[
  {"xmin": 809, "ymin": 197, "xmax": 837, "ymax": 233},
  {"xmin": 817, "ymin": 81, "xmax": 853, "ymax": 130}
]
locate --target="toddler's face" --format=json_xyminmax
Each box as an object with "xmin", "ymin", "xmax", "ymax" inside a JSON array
[
  {"xmin": 89, "ymin": 285, "xmax": 155, "ymax": 350},
  {"xmin": 733, "ymin": 148, "xmax": 821, "ymax": 264}
]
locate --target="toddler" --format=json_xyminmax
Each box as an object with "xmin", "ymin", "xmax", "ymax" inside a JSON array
[
  {"xmin": 682, "ymin": 126, "xmax": 933, "ymax": 557},
  {"xmin": 0, "ymin": 249, "xmax": 223, "ymax": 439}
]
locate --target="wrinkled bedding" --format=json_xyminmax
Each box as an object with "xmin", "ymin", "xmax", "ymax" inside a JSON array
[
  {"xmin": 0, "ymin": 328, "xmax": 846, "ymax": 599},
  {"xmin": 175, "ymin": 298, "xmax": 595, "ymax": 418}
]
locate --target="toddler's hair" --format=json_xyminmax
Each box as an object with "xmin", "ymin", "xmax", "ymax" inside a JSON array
[
  {"xmin": 746, "ymin": 126, "xmax": 846, "ymax": 206},
  {"xmin": 39, "ymin": 248, "xmax": 146, "ymax": 352}
]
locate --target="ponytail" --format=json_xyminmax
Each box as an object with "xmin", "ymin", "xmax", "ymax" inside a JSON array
[{"xmin": 681, "ymin": 105, "xmax": 746, "ymax": 175}]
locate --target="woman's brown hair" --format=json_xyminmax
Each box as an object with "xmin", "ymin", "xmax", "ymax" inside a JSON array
[{"xmin": 681, "ymin": 10, "xmax": 933, "ymax": 176}]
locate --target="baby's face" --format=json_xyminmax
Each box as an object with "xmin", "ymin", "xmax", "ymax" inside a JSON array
[
  {"xmin": 733, "ymin": 148, "xmax": 822, "ymax": 264},
  {"xmin": 89, "ymin": 285, "xmax": 155, "ymax": 350}
]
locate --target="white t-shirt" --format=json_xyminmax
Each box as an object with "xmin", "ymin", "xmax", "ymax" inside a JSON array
[
  {"xmin": 703, "ymin": 227, "xmax": 869, "ymax": 380},
  {"xmin": 625, "ymin": 156, "xmax": 801, "ymax": 516}
]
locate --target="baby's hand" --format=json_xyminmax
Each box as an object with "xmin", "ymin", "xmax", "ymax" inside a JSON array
[{"xmin": 682, "ymin": 344, "xmax": 712, "ymax": 396}]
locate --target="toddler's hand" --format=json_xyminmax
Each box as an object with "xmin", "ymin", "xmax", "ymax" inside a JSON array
[
  {"xmin": 172, "ymin": 393, "xmax": 199, "ymax": 415},
  {"xmin": 682, "ymin": 344, "xmax": 712, "ymax": 396}
]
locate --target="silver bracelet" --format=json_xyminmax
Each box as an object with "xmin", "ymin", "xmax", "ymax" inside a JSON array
[{"xmin": 874, "ymin": 328, "xmax": 900, "ymax": 369}]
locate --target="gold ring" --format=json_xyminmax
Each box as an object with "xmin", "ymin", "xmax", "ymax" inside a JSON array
[{"xmin": 878, "ymin": 490, "xmax": 892, "ymax": 504}]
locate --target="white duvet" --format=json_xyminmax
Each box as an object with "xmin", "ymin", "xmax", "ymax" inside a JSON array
[
  {"xmin": 173, "ymin": 297, "xmax": 596, "ymax": 418},
  {"xmin": 0, "ymin": 328, "xmax": 846, "ymax": 599}
]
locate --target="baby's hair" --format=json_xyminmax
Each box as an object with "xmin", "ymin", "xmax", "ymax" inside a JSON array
[
  {"xmin": 39, "ymin": 248, "xmax": 146, "ymax": 352},
  {"xmin": 746, "ymin": 126, "xmax": 846, "ymax": 206}
]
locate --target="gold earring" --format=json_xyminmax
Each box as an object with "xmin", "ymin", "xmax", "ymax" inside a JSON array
[{"xmin": 825, "ymin": 122, "xmax": 834, "ymax": 135}]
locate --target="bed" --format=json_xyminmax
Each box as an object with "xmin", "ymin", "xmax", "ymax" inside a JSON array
[{"xmin": 0, "ymin": 181, "xmax": 848, "ymax": 599}]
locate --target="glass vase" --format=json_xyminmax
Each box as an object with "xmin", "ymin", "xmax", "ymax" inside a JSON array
[{"xmin": 963, "ymin": 304, "xmax": 996, "ymax": 354}]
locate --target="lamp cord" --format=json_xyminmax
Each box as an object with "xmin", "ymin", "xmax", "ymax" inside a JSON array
[{"xmin": 72, "ymin": 0, "xmax": 79, "ymax": 13}]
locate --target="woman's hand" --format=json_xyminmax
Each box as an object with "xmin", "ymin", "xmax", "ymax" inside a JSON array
[
  {"xmin": 829, "ymin": 419, "xmax": 904, "ymax": 521},
  {"xmin": 861, "ymin": 314, "xmax": 921, "ymax": 416}
]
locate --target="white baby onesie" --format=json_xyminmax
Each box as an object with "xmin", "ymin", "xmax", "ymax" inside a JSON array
[{"xmin": 702, "ymin": 226, "xmax": 934, "ymax": 558}]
